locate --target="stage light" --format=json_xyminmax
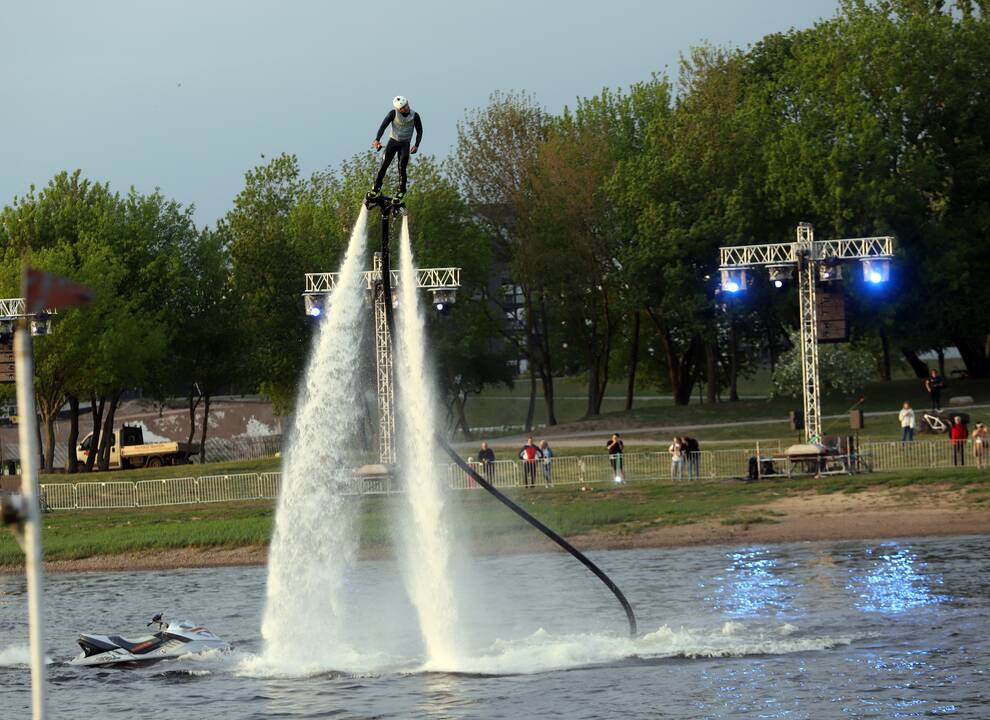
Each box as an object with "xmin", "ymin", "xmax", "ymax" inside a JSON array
[
  {"xmin": 430, "ymin": 288, "xmax": 457, "ymax": 312},
  {"xmin": 818, "ymin": 263, "xmax": 842, "ymax": 282},
  {"xmin": 861, "ymin": 258, "xmax": 890, "ymax": 284},
  {"xmin": 768, "ymin": 265, "xmax": 792, "ymax": 289},
  {"xmin": 303, "ymin": 294, "xmax": 326, "ymax": 318},
  {"xmin": 30, "ymin": 313, "xmax": 51, "ymax": 336},
  {"xmin": 720, "ymin": 268, "xmax": 748, "ymax": 294}
]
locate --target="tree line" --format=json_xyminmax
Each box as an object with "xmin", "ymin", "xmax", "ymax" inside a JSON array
[{"xmin": 1, "ymin": 0, "xmax": 987, "ymax": 469}]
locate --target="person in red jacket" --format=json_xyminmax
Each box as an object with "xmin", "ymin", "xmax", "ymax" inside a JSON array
[
  {"xmin": 518, "ymin": 437, "xmax": 544, "ymax": 488},
  {"xmin": 950, "ymin": 415, "xmax": 969, "ymax": 466}
]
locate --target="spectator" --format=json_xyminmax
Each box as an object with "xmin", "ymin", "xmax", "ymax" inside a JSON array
[
  {"xmin": 683, "ymin": 436, "xmax": 701, "ymax": 479},
  {"xmin": 518, "ymin": 437, "xmax": 543, "ymax": 488},
  {"xmin": 669, "ymin": 436, "xmax": 685, "ymax": 480},
  {"xmin": 606, "ymin": 433, "xmax": 625, "ymax": 483},
  {"xmin": 972, "ymin": 422, "xmax": 988, "ymax": 469},
  {"xmin": 950, "ymin": 415, "xmax": 968, "ymax": 466},
  {"xmin": 899, "ymin": 401, "xmax": 916, "ymax": 445},
  {"xmin": 539, "ymin": 440, "xmax": 554, "ymax": 487},
  {"xmin": 478, "ymin": 441, "xmax": 496, "ymax": 483},
  {"xmin": 925, "ymin": 369, "xmax": 945, "ymax": 411},
  {"xmin": 466, "ymin": 456, "xmax": 477, "ymax": 489}
]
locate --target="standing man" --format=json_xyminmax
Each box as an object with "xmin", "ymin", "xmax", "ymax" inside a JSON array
[
  {"xmin": 683, "ymin": 436, "xmax": 701, "ymax": 479},
  {"xmin": 539, "ymin": 440, "xmax": 554, "ymax": 487},
  {"xmin": 518, "ymin": 437, "xmax": 543, "ymax": 488},
  {"xmin": 950, "ymin": 415, "xmax": 968, "ymax": 466},
  {"xmin": 478, "ymin": 441, "xmax": 496, "ymax": 483},
  {"xmin": 607, "ymin": 433, "xmax": 625, "ymax": 483},
  {"xmin": 925, "ymin": 368, "xmax": 945, "ymax": 411},
  {"xmin": 368, "ymin": 95, "xmax": 423, "ymax": 205},
  {"xmin": 899, "ymin": 401, "xmax": 916, "ymax": 445}
]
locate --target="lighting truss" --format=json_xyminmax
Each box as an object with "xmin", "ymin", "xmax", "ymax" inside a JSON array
[
  {"xmin": 303, "ymin": 265, "xmax": 461, "ymax": 464},
  {"xmin": 718, "ymin": 226, "xmax": 894, "ymax": 445}
]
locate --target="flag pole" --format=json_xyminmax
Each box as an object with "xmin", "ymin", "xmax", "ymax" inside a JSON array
[{"xmin": 16, "ymin": 275, "xmax": 48, "ymax": 720}]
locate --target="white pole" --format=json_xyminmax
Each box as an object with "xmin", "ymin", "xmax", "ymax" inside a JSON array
[{"xmin": 15, "ymin": 322, "xmax": 47, "ymax": 720}]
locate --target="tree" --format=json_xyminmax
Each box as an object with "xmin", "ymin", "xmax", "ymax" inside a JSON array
[
  {"xmin": 226, "ymin": 153, "xmax": 350, "ymax": 411},
  {"xmin": 759, "ymin": 1, "xmax": 990, "ymax": 375},
  {"xmin": 771, "ymin": 330, "xmax": 875, "ymax": 399},
  {"xmin": 171, "ymin": 226, "xmax": 245, "ymax": 462},
  {"xmin": 447, "ymin": 91, "xmax": 553, "ymax": 429}
]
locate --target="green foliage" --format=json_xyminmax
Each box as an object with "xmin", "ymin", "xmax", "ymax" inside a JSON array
[{"xmin": 772, "ymin": 330, "xmax": 877, "ymax": 398}]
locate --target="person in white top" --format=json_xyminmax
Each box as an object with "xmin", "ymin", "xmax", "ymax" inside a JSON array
[
  {"xmin": 899, "ymin": 401, "xmax": 916, "ymax": 444},
  {"xmin": 669, "ymin": 437, "xmax": 685, "ymax": 480},
  {"xmin": 971, "ymin": 422, "xmax": 988, "ymax": 469}
]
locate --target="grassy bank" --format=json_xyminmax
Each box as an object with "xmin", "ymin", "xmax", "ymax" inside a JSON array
[{"xmin": 3, "ymin": 467, "xmax": 988, "ymax": 567}]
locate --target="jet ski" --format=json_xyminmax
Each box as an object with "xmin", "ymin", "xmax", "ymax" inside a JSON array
[{"xmin": 69, "ymin": 614, "xmax": 230, "ymax": 667}]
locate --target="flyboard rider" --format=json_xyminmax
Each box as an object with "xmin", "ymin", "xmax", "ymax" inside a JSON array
[{"xmin": 366, "ymin": 95, "xmax": 423, "ymax": 205}]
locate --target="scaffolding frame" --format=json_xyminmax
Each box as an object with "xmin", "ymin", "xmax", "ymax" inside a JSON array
[{"xmin": 718, "ymin": 224, "xmax": 894, "ymax": 444}]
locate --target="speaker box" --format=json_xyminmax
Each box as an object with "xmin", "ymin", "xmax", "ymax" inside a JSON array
[
  {"xmin": 850, "ymin": 409, "xmax": 865, "ymax": 430},
  {"xmin": 789, "ymin": 410, "xmax": 804, "ymax": 431}
]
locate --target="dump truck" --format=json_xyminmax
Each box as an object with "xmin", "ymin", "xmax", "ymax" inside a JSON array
[{"xmin": 76, "ymin": 425, "xmax": 197, "ymax": 469}]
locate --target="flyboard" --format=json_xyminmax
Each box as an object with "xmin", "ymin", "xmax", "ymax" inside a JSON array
[{"xmin": 363, "ymin": 194, "xmax": 638, "ymax": 638}]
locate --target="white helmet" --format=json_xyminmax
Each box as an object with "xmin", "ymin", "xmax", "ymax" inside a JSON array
[{"xmin": 393, "ymin": 95, "xmax": 409, "ymax": 111}]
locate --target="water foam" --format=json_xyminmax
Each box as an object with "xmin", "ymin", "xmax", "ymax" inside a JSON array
[
  {"xmin": 0, "ymin": 643, "xmax": 54, "ymax": 667},
  {"xmin": 393, "ymin": 215, "xmax": 463, "ymax": 669},
  {"xmin": 445, "ymin": 624, "xmax": 854, "ymax": 676},
  {"xmin": 0, "ymin": 643, "xmax": 31, "ymax": 667},
  {"xmin": 259, "ymin": 206, "xmax": 370, "ymax": 674}
]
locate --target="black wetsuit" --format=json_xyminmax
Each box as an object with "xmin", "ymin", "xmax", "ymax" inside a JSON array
[{"xmin": 373, "ymin": 109, "xmax": 423, "ymax": 195}]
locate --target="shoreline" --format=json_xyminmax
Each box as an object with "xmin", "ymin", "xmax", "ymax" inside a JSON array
[{"xmin": 2, "ymin": 487, "xmax": 988, "ymax": 574}]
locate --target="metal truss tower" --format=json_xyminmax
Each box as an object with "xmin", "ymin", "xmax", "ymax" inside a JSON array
[
  {"xmin": 304, "ymin": 264, "xmax": 461, "ymax": 464},
  {"xmin": 718, "ymin": 224, "xmax": 894, "ymax": 444}
]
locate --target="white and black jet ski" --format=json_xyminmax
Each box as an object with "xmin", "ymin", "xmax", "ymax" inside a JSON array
[{"xmin": 69, "ymin": 614, "xmax": 229, "ymax": 667}]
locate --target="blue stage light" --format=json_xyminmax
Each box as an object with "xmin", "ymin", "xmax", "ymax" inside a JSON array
[
  {"xmin": 304, "ymin": 294, "xmax": 326, "ymax": 317},
  {"xmin": 720, "ymin": 268, "xmax": 748, "ymax": 294},
  {"xmin": 861, "ymin": 258, "xmax": 890, "ymax": 284}
]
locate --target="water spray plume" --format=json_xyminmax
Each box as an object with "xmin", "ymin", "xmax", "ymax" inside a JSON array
[
  {"xmin": 260, "ymin": 205, "xmax": 369, "ymax": 672},
  {"xmin": 394, "ymin": 215, "xmax": 464, "ymax": 667}
]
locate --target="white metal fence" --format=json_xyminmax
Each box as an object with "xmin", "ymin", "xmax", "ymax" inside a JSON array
[{"xmin": 37, "ymin": 440, "xmax": 986, "ymax": 512}]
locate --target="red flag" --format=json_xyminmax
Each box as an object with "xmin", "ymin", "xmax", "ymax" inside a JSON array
[{"xmin": 25, "ymin": 268, "xmax": 94, "ymax": 314}]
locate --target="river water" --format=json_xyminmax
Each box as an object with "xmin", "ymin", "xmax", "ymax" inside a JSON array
[{"xmin": 1, "ymin": 535, "xmax": 987, "ymax": 719}]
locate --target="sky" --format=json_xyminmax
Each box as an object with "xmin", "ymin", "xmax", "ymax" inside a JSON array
[{"xmin": 1, "ymin": 0, "xmax": 841, "ymax": 227}]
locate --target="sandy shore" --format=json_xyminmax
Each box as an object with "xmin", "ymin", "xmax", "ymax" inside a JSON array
[{"xmin": 2, "ymin": 486, "xmax": 988, "ymax": 574}]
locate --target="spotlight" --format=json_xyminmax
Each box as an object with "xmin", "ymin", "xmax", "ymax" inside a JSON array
[
  {"xmin": 818, "ymin": 263, "xmax": 842, "ymax": 282},
  {"xmin": 720, "ymin": 268, "xmax": 748, "ymax": 294},
  {"xmin": 303, "ymin": 294, "xmax": 326, "ymax": 318},
  {"xmin": 861, "ymin": 258, "xmax": 890, "ymax": 284},
  {"xmin": 30, "ymin": 313, "xmax": 51, "ymax": 336},
  {"xmin": 430, "ymin": 288, "xmax": 457, "ymax": 312},
  {"xmin": 768, "ymin": 265, "xmax": 792, "ymax": 289}
]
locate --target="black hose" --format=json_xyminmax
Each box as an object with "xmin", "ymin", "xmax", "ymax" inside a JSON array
[
  {"xmin": 435, "ymin": 433, "xmax": 638, "ymax": 638},
  {"xmin": 373, "ymin": 199, "xmax": 635, "ymax": 637},
  {"xmin": 380, "ymin": 212, "xmax": 396, "ymax": 339}
]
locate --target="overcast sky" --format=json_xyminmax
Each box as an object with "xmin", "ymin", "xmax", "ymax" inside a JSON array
[{"xmin": 2, "ymin": 0, "xmax": 840, "ymax": 227}]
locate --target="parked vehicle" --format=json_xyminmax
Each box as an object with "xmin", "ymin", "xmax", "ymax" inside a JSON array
[{"xmin": 76, "ymin": 425, "xmax": 197, "ymax": 469}]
